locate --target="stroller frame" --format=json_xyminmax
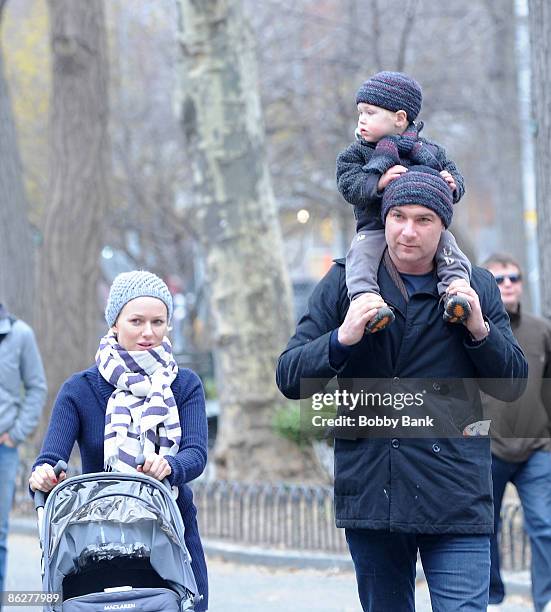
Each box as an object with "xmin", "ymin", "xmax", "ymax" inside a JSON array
[{"xmin": 36, "ymin": 470, "xmax": 200, "ymax": 611}]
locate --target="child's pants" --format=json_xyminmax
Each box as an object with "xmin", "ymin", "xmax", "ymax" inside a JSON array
[{"xmin": 345, "ymin": 228, "xmax": 471, "ymax": 300}]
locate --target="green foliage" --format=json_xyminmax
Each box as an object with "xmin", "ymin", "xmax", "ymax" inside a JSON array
[
  {"xmin": 202, "ymin": 376, "xmax": 217, "ymax": 400},
  {"xmin": 273, "ymin": 400, "xmax": 337, "ymax": 447},
  {"xmin": 273, "ymin": 402, "xmax": 303, "ymax": 446}
]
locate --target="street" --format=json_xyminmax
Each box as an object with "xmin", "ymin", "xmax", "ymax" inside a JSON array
[{"xmin": 6, "ymin": 533, "xmax": 533, "ymax": 611}]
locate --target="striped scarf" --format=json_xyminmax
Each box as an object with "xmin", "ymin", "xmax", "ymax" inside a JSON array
[{"xmin": 96, "ymin": 332, "xmax": 181, "ymax": 473}]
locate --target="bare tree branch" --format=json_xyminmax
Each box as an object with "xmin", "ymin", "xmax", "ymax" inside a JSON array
[{"xmin": 396, "ymin": 0, "xmax": 419, "ymax": 71}]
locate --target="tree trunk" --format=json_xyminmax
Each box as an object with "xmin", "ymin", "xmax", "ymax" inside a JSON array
[
  {"xmin": 176, "ymin": 0, "xmax": 317, "ymax": 481},
  {"xmin": 527, "ymin": 0, "xmax": 551, "ymax": 318},
  {"xmin": 485, "ymin": 0, "xmax": 527, "ymax": 280},
  {"xmin": 0, "ymin": 5, "xmax": 35, "ymax": 323},
  {"xmin": 38, "ymin": 0, "xmax": 110, "ymax": 414}
]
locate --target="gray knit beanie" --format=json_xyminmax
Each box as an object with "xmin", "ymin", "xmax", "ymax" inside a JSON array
[
  {"xmin": 356, "ymin": 71, "xmax": 422, "ymax": 122},
  {"xmin": 105, "ymin": 270, "xmax": 173, "ymax": 327},
  {"xmin": 381, "ymin": 167, "xmax": 454, "ymax": 228}
]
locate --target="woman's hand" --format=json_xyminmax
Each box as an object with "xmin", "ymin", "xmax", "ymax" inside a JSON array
[
  {"xmin": 137, "ymin": 453, "xmax": 172, "ymax": 481},
  {"xmin": 29, "ymin": 463, "xmax": 67, "ymax": 493}
]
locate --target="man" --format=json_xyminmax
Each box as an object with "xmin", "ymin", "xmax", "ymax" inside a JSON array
[
  {"xmin": 276, "ymin": 169, "xmax": 527, "ymax": 612},
  {"xmin": 482, "ymin": 254, "xmax": 551, "ymax": 612},
  {"xmin": 0, "ymin": 303, "xmax": 46, "ymax": 598}
]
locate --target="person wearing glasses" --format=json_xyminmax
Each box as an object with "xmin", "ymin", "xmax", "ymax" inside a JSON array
[{"xmin": 482, "ymin": 253, "xmax": 551, "ymax": 612}]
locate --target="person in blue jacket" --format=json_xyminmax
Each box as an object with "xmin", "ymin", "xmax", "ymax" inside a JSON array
[
  {"xmin": 0, "ymin": 303, "xmax": 46, "ymax": 602},
  {"xmin": 29, "ymin": 271, "xmax": 208, "ymax": 611},
  {"xmin": 276, "ymin": 169, "xmax": 528, "ymax": 612}
]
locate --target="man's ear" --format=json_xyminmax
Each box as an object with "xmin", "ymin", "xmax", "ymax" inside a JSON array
[{"xmin": 395, "ymin": 110, "xmax": 408, "ymax": 128}]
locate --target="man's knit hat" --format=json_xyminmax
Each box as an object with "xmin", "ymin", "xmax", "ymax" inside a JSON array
[
  {"xmin": 381, "ymin": 167, "xmax": 454, "ymax": 228},
  {"xmin": 356, "ymin": 71, "xmax": 422, "ymax": 122},
  {"xmin": 105, "ymin": 270, "xmax": 173, "ymax": 327}
]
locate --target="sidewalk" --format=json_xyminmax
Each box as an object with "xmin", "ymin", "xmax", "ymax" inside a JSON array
[{"xmin": 9, "ymin": 518, "xmax": 533, "ymax": 611}]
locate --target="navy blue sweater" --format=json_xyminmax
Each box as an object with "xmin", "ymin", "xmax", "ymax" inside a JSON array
[{"xmin": 33, "ymin": 365, "xmax": 209, "ymax": 610}]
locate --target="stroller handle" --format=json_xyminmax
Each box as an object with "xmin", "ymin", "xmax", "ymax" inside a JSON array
[
  {"xmin": 33, "ymin": 460, "xmax": 68, "ymax": 511},
  {"xmin": 135, "ymin": 454, "xmax": 172, "ymax": 491}
]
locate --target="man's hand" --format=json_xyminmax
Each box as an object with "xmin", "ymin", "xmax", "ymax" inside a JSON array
[
  {"xmin": 137, "ymin": 453, "xmax": 172, "ymax": 481},
  {"xmin": 338, "ymin": 293, "xmax": 388, "ymax": 346},
  {"xmin": 0, "ymin": 433, "xmax": 15, "ymax": 447},
  {"xmin": 447, "ymin": 280, "xmax": 488, "ymax": 341},
  {"xmin": 439, "ymin": 170, "xmax": 456, "ymax": 192},
  {"xmin": 29, "ymin": 463, "xmax": 67, "ymax": 493},
  {"xmin": 377, "ymin": 165, "xmax": 408, "ymax": 191}
]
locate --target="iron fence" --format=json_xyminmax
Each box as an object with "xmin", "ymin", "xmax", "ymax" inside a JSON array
[
  {"xmin": 191, "ymin": 480, "xmax": 345, "ymax": 553},
  {"xmin": 499, "ymin": 502, "xmax": 531, "ymax": 571}
]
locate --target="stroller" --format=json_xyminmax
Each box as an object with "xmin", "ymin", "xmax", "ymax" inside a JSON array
[{"xmin": 34, "ymin": 458, "xmax": 201, "ymax": 611}]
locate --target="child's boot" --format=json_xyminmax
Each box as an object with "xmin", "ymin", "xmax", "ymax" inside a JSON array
[
  {"xmin": 366, "ymin": 306, "xmax": 395, "ymax": 334},
  {"xmin": 443, "ymin": 294, "xmax": 471, "ymax": 323}
]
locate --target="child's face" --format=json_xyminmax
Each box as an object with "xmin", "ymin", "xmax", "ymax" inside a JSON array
[{"xmin": 357, "ymin": 103, "xmax": 404, "ymax": 142}]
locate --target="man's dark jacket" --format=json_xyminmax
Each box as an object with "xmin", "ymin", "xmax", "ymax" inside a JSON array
[{"xmin": 276, "ymin": 261, "xmax": 528, "ymax": 534}]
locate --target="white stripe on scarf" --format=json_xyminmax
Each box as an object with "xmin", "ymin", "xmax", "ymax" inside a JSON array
[{"xmin": 96, "ymin": 332, "xmax": 181, "ymax": 473}]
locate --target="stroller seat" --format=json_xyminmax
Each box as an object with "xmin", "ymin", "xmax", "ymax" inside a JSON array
[{"xmin": 63, "ymin": 555, "xmax": 173, "ymax": 600}]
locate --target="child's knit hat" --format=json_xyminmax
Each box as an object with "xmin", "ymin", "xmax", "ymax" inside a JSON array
[
  {"xmin": 105, "ymin": 270, "xmax": 173, "ymax": 327},
  {"xmin": 381, "ymin": 167, "xmax": 454, "ymax": 228},
  {"xmin": 356, "ymin": 71, "xmax": 422, "ymax": 122}
]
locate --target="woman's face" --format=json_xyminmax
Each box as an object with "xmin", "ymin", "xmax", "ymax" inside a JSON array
[{"xmin": 112, "ymin": 296, "xmax": 168, "ymax": 351}]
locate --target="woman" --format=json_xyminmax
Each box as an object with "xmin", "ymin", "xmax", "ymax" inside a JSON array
[{"xmin": 30, "ymin": 270, "xmax": 208, "ymax": 610}]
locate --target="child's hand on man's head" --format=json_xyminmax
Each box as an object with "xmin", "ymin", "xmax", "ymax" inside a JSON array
[
  {"xmin": 377, "ymin": 165, "xmax": 408, "ymax": 191},
  {"xmin": 439, "ymin": 170, "xmax": 456, "ymax": 192}
]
